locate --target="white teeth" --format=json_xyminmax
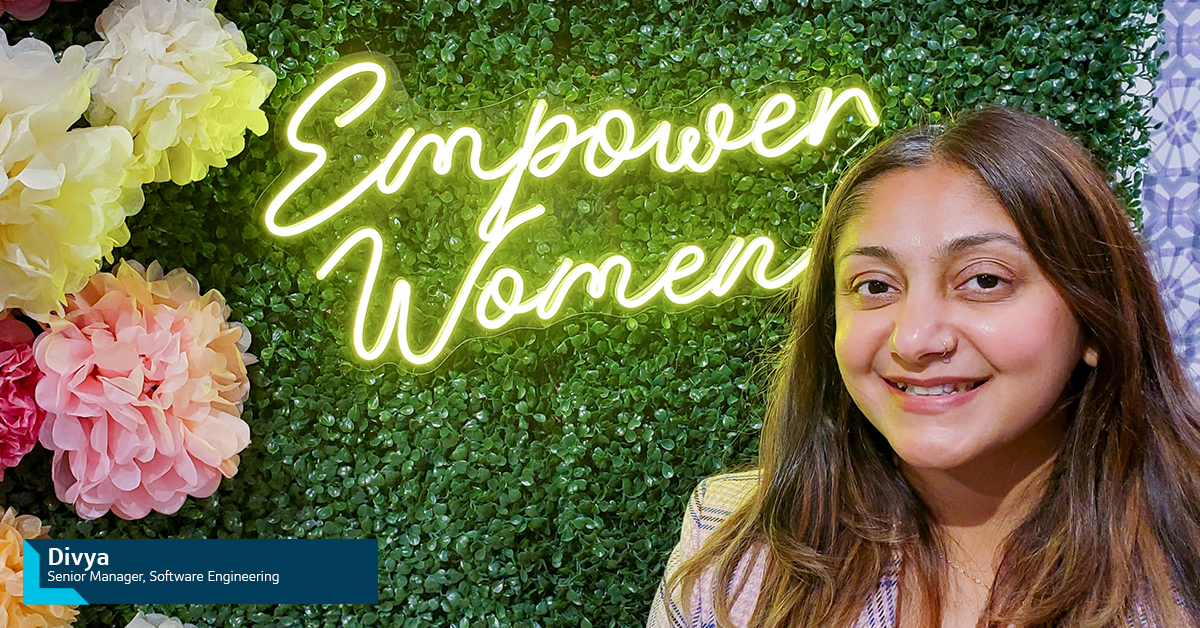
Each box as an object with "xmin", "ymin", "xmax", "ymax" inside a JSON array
[{"xmin": 895, "ymin": 381, "xmax": 977, "ymax": 395}]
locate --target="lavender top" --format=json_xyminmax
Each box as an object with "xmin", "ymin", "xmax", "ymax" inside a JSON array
[{"xmin": 645, "ymin": 471, "xmax": 1167, "ymax": 628}]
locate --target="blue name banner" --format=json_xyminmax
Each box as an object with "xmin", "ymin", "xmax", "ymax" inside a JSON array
[{"xmin": 23, "ymin": 539, "xmax": 378, "ymax": 605}]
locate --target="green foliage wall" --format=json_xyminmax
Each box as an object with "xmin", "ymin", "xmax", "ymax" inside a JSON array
[{"xmin": 2, "ymin": 0, "xmax": 1159, "ymax": 626}]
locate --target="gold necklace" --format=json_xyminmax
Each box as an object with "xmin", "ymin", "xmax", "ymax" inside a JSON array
[{"xmin": 943, "ymin": 556, "xmax": 992, "ymax": 592}]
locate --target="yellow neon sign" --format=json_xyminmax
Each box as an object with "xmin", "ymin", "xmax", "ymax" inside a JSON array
[{"xmin": 265, "ymin": 58, "xmax": 879, "ymax": 365}]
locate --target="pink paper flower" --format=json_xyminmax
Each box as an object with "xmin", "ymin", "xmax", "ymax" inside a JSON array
[
  {"xmin": 0, "ymin": 0, "xmax": 77, "ymax": 21},
  {"xmin": 0, "ymin": 315, "xmax": 44, "ymax": 481},
  {"xmin": 34, "ymin": 261, "xmax": 254, "ymax": 520}
]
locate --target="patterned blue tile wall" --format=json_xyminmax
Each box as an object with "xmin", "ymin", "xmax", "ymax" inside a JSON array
[{"xmin": 1146, "ymin": 0, "xmax": 1200, "ymax": 384}]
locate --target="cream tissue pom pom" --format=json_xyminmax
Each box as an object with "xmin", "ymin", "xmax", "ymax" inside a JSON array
[
  {"xmin": 125, "ymin": 612, "xmax": 197, "ymax": 628},
  {"xmin": 0, "ymin": 33, "xmax": 143, "ymax": 322},
  {"xmin": 85, "ymin": 0, "xmax": 277, "ymax": 185}
]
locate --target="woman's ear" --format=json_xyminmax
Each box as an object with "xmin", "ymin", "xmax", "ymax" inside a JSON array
[{"xmin": 1083, "ymin": 346, "xmax": 1099, "ymax": 367}]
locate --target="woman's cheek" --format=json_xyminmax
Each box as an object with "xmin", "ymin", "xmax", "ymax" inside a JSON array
[{"xmin": 833, "ymin": 309, "xmax": 891, "ymax": 396}]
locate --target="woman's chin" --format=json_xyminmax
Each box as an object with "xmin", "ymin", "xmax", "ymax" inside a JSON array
[{"xmin": 888, "ymin": 438, "xmax": 983, "ymax": 472}]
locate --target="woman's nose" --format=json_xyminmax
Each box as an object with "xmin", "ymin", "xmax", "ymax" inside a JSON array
[{"xmin": 888, "ymin": 289, "xmax": 952, "ymax": 366}]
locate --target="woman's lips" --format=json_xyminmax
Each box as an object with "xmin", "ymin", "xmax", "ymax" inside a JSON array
[
  {"xmin": 884, "ymin": 378, "xmax": 987, "ymax": 395},
  {"xmin": 881, "ymin": 376, "xmax": 990, "ymax": 413}
]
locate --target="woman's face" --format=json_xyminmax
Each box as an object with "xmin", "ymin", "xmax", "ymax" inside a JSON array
[{"xmin": 833, "ymin": 162, "xmax": 1086, "ymax": 471}]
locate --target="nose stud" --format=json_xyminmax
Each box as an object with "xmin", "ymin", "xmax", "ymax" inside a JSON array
[{"xmin": 940, "ymin": 339, "xmax": 951, "ymax": 363}]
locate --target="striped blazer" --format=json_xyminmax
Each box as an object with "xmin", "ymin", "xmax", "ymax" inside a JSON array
[
  {"xmin": 644, "ymin": 471, "xmax": 899, "ymax": 628},
  {"xmin": 645, "ymin": 471, "xmax": 1172, "ymax": 628}
]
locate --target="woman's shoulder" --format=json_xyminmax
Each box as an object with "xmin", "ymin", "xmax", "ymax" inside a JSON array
[
  {"xmin": 685, "ymin": 470, "xmax": 760, "ymax": 545},
  {"xmin": 645, "ymin": 470, "xmax": 765, "ymax": 628},
  {"xmin": 693, "ymin": 470, "xmax": 759, "ymax": 510}
]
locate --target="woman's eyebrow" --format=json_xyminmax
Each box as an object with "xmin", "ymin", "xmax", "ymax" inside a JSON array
[
  {"xmin": 837, "ymin": 245, "xmax": 897, "ymax": 265},
  {"xmin": 939, "ymin": 232, "xmax": 1028, "ymax": 257},
  {"xmin": 836, "ymin": 233, "xmax": 1026, "ymax": 266}
]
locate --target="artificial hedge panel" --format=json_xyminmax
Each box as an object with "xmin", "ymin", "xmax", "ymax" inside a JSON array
[{"xmin": 1, "ymin": 0, "xmax": 1159, "ymax": 626}]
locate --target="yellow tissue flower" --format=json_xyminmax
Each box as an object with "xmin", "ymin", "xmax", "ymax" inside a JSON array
[
  {"xmin": 0, "ymin": 508, "xmax": 78, "ymax": 627},
  {"xmin": 85, "ymin": 0, "xmax": 278, "ymax": 185},
  {"xmin": 0, "ymin": 33, "xmax": 143, "ymax": 322}
]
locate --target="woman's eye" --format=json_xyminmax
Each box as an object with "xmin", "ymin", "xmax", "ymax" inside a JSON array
[
  {"xmin": 966, "ymin": 274, "xmax": 1004, "ymax": 290},
  {"xmin": 856, "ymin": 280, "xmax": 893, "ymax": 295}
]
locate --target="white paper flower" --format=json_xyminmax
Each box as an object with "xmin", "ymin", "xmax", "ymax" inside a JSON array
[
  {"xmin": 125, "ymin": 612, "xmax": 197, "ymax": 628},
  {"xmin": 0, "ymin": 32, "xmax": 143, "ymax": 322},
  {"xmin": 84, "ymin": 0, "xmax": 277, "ymax": 186}
]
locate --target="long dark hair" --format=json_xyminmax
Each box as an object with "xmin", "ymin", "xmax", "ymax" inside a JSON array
[{"xmin": 666, "ymin": 106, "xmax": 1200, "ymax": 627}]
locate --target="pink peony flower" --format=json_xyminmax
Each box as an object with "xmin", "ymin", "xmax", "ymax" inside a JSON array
[
  {"xmin": 34, "ymin": 260, "xmax": 255, "ymax": 520},
  {"xmin": 0, "ymin": 0, "xmax": 77, "ymax": 21},
  {"xmin": 0, "ymin": 315, "xmax": 44, "ymax": 481}
]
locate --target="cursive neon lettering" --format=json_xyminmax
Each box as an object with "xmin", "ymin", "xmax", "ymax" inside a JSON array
[{"xmin": 265, "ymin": 58, "xmax": 879, "ymax": 365}]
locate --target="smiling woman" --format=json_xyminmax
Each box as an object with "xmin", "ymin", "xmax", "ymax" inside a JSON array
[
  {"xmin": 645, "ymin": 107, "xmax": 1200, "ymax": 628},
  {"xmin": 834, "ymin": 163, "xmax": 1088, "ymax": 477}
]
